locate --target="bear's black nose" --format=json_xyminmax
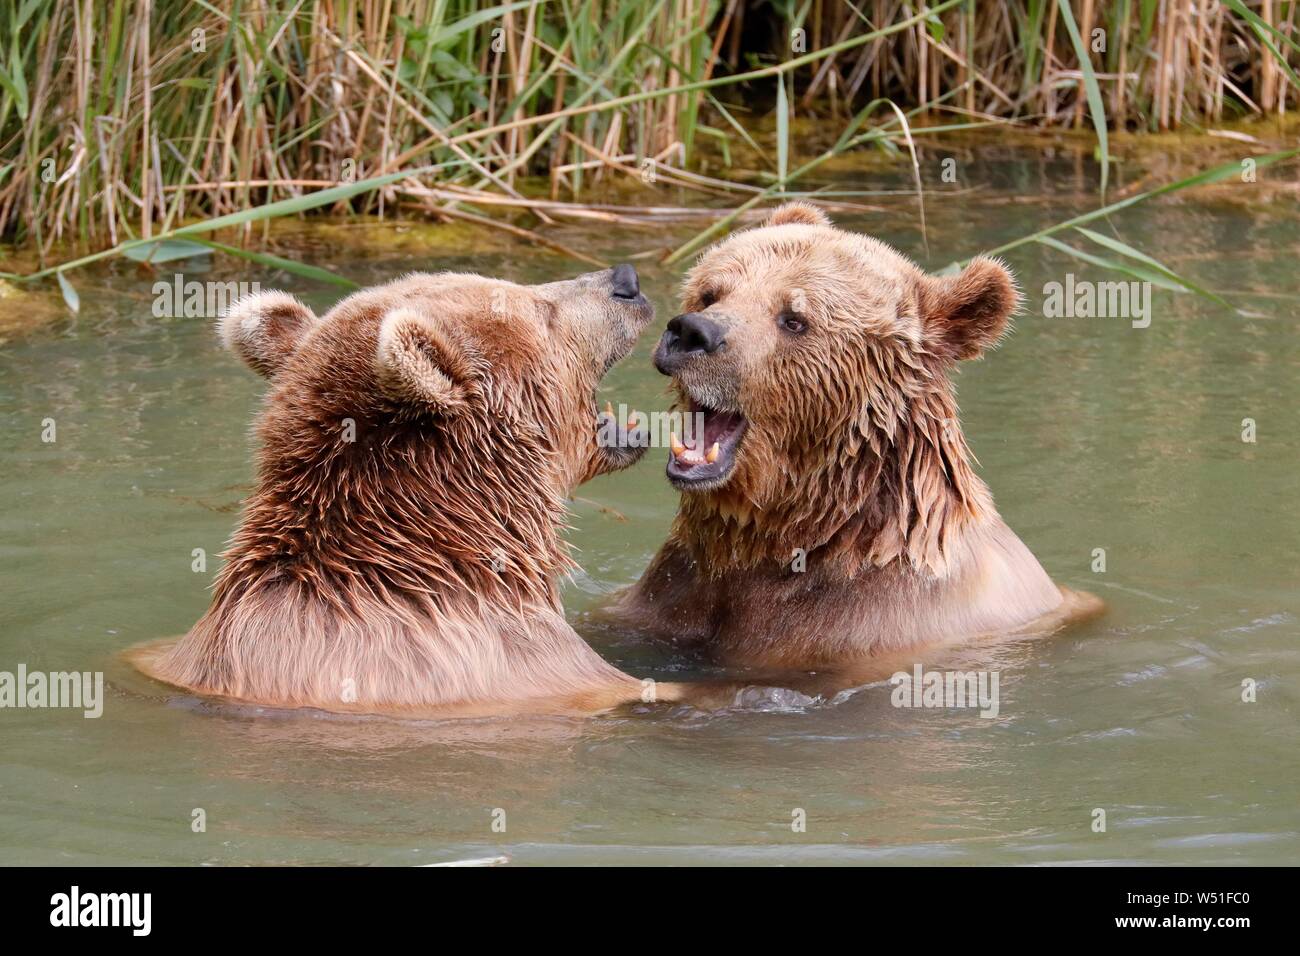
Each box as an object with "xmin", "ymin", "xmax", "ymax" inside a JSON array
[
  {"xmin": 654, "ymin": 312, "xmax": 727, "ymax": 374},
  {"xmin": 665, "ymin": 312, "xmax": 726, "ymax": 354},
  {"xmin": 610, "ymin": 263, "xmax": 640, "ymax": 300}
]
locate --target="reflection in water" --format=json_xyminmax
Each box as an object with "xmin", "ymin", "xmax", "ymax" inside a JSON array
[{"xmin": 1, "ymin": 148, "xmax": 1298, "ymax": 864}]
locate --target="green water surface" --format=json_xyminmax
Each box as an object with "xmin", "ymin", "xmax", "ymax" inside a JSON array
[{"xmin": 1, "ymin": 150, "xmax": 1297, "ymax": 865}]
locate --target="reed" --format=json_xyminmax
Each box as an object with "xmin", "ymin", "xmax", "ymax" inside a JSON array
[{"xmin": 0, "ymin": 1, "xmax": 1295, "ymax": 266}]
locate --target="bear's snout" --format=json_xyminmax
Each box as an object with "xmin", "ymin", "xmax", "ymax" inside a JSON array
[{"xmin": 654, "ymin": 312, "xmax": 727, "ymax": 374}]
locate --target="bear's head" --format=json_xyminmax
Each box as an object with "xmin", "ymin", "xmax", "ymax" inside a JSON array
[
  {"xmin": 652, "ymin": 203, "xmax": 1020, "ymax": 575},
  {"xmin": 215, "ymin": 266, "xmax": 652, "ymax": 606}
]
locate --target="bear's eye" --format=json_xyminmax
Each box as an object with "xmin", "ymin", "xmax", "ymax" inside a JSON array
[
  {"xmin": 777, "ymin": 310, "xmax": 807, "ymax": 335},
  {"xmin": 698, "ymin": 290, "xmax": 717, "ymax": 309}
]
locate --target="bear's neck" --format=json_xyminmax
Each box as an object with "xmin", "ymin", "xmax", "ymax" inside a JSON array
[
  {"xmin": 213, "ymin": 419, "xmax": 570, "ymax": 618},
  {"xmin": 679, "ymin": 383, "xmax": 995, "ymax": 579}
]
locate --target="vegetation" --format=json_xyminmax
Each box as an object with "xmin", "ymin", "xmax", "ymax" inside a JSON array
[{"xmin": 0, "ymin": 1, "xmax": 1297, "ymax": 290}]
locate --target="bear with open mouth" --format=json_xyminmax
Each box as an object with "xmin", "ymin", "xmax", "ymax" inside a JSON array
[
  {"xmin": 605, "ymin": 203, "xmax": 1103, "ymax": 674},
  {"xmin": 129, "ymin": 265, "xmax": 706, "ymax": 717}
]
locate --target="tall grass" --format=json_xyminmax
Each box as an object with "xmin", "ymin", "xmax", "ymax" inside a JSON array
[
  {"xmin": 0, "ymin": 1, "xmax": 1296, "ymax": 268},
  {"xmin": 785, "ymin": 0, "xmax": 1298, "ymax": 129},
  {"xmin": 1, "ymin": 0, "xmax": 734, "ymax": 254}
]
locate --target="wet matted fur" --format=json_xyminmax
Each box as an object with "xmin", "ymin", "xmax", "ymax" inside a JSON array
[
  {"xmin": 130, "ymin": 269, "xmax": 688, "ymax": 717},
  {"xmin": 606, "ymin": 204, "xmax": 1103, "ymax": 672}
]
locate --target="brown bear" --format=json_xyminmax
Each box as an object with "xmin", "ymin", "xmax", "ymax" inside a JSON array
[
  {"xmin": 605, "ymin": 203, "xmax": 1102, "ymax": 676},
  {"xmin": 130, "ymin": 266, "xmax": 698, "ymax": 717}
]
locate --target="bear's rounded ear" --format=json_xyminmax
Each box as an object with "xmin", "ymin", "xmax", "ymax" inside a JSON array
[
  {"xmin": 764, "ymin": 202, "xmax": 832, "ymax": 228},
  {"xmin": 918, "ymin": 257, "xmax": 1020, "ymax": 361},
  {"xmin": 375, "ymin": 307, "xmax": 481, "ymax": 415},
  {"xmin": 218, "ymin": 291, "xmax": 317, "ymax": 378}
]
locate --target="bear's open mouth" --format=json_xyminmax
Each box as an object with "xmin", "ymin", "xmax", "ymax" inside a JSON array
[{"xmin": 666, "ymin": 401, "xmax": 748, "ymax": 491}]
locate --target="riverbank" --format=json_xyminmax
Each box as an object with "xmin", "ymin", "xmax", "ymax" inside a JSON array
[{"xmin": 1, "ymin": 129, "xmax": 1296, "ymax": 343}]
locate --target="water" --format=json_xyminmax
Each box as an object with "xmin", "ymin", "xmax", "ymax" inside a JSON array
[{"xmin": 2, "ymin": 149, "xmax": 1297, "ymax": 865}]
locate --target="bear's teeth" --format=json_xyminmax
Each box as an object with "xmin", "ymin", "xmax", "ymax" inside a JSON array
[
  {"xmin": 706, "ymin": 442, "xmax": 720, "ymax": 463},
  {"xmin": 670, "ymin": 432, "xmax": 686, "ymax": 457}
]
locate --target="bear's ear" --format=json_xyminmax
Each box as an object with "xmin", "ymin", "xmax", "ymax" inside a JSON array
[
  {"xmin": 218, "ymin": 291, "xmax": 317, "ymax": 378},
  {"xmin": 764, "ymin": 202, "xmax": 831, "ymax": 228},
  {"xmin": 917, "ymin": 257, "xmax": 1020, "ymax": 361},
  {"xmin": 375, "ymin": 307, "xmax": 481, "ymax": 415}
]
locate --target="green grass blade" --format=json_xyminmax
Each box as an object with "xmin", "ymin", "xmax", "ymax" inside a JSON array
[
  {"xmin": 1074, "ymin": 227, "xmax": 1231, "ymax": 307},
  {"xmin": 56, "ymin": 271, "xmax": 80, "ymax": 314},
  {"xmin": 1057, "ymin": 0, "xmax": 1109, "ymax": 196},
  {"xmin": 7, "ymin": 162, "xmax": 469, "ymax": 282},
  {"xmin": 196, "ymin": 240, "xmax": 359, "ymax": 290},
  {"xmin": 975, "ymin": 148, "xmax": 1300, "ymax": 263},
  {"xmin": 1224, "ymin": 0, "xmax": 1300, "ymax": 91},
  {"xmin": 122, "ymin": 240, "xmax": 214, "ymax": 265},
  {"xmin": 1037, "ymin": 236, "xmax": 1186, "ymax": 292},
  {"xmin": 429, "ymin": 1, "xmax": 542, "ymax": 48},
  {"xmin": 776, "ymin": 74, "xmax": 789, "ymax": 191}
]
